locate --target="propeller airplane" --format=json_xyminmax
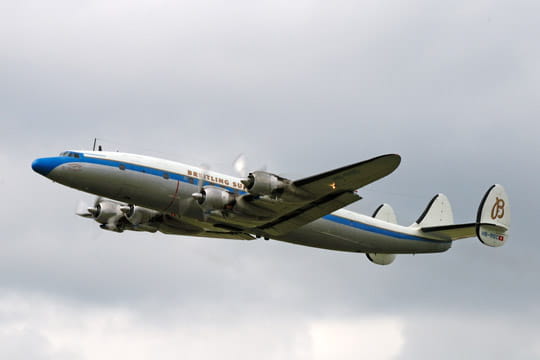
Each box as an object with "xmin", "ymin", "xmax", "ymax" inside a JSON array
[{"xmin": 32, "ymin": 149, "xmax": 510, "ymax": 265}]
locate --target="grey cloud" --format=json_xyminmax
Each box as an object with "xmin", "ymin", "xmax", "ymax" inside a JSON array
[
  {"xmin": 397, "ymin": 313, "xmax": 540, "ymax": 359},
  {"xmin": 1, "ymin": 0, "xmax": 539, "ymax": 358}
]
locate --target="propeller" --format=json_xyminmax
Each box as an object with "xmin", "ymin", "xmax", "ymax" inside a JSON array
[
  {"xmin": 232, "ymin": 153, "xmax": 267, "ymax": 181},
  {"xmin": 76, "ymin": 196, "xmax": 102, "ymax": 218},
  {"xmin": 177, "ymin": 164, "xmax": 208, "ymax": 217},
  {"xmin": 75, "ymin": 199, "xmax": 92, "ymax": 218},
  {"xmin": 191, "ymin": 164, "xmax": 208, "ymax": 204},
  {"xmin": 75, "ymin": 196, "xmax": 125, "ymax": 232},
  {"xmin": 233, "ymin": 154, "xmax": 248, "ymax": 178}
]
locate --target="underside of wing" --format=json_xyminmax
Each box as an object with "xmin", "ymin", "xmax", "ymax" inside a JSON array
[
  {"xmin": 200, "ymin": 231, "xmax": 256, "ymax": 240},
  {"xmin": 257, "ymin": 191, "xmax": 361, "ymax": 236}
]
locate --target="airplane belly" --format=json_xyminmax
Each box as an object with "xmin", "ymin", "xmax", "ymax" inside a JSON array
[
  {"xmin": 273, "ymin": 218, "xmax": 451, "ymax": 254},
  {"xmin": 48, "ymin": 163, "xmax": 182, "ymax": 212}
]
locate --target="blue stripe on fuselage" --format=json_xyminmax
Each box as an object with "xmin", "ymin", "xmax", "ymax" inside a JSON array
[
  {"xmin": 322, "ymin": 214, "xmax": 450, "ymax": 244},
  {"xmin": 35, "ymin": 153, "xmax": 245, "ymax": 194}
]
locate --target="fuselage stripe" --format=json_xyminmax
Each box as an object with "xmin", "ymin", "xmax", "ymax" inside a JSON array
[
  {"xmin": 55, "ymin": 154, "xmax": 245, "ymax": 195},
  {"xmin": 322, "ymin": 215, "xmax": 450, "ymax": 243}
]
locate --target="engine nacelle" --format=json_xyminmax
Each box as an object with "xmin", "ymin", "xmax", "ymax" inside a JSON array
[
  {"xmin": 89, "ymin": 200, "xmax": 123, "ymax": 224},
  {"xmin": 366, "ymin": 253, "xmax": 396, "ymax": 265},
  {"xmin": 242, "ymin": 171, "xmax": 298, "ymax": 196},
  {"xmin": 241, "ymin": 171, "xmax": 312, "ymax": 202},
  {"xmin": 193, "ymin": 186, "xmax": 235, "ymax": 211},
  {"xmin": 122, "ymin": 205, "xmax": 160, "ymax": 226},
  {"xmin": 241, "ymin": 171, "xmax": 288, "ymax": 197}
]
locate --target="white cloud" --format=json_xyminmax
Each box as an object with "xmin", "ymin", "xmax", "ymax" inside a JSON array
[
  {"xmin": 310, "ymin": 318, "xmax": 404, "ymax": 360},
  {"xmin": 0, "ymin": 292, "xmax": 405, "ymax": 360}
]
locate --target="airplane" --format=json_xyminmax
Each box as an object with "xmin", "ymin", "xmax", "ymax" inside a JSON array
[{"xmin": 31, "ymin": 149, "xmax": 510, "ymax": 265}]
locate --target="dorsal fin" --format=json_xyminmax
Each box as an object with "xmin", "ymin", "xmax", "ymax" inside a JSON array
[{"xmin": 372, "ymin": 203, "xmax": 397, "ymax": 224}]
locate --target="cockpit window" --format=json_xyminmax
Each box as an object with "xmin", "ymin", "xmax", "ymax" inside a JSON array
[{"xmin": 59, "ymin": 151, "xmax": 81, "ymax": 158}]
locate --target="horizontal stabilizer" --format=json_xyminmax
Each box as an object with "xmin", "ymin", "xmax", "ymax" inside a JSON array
[{"xmin": 420, "ymin": 223, "xmax": 476, "ymax": 240}]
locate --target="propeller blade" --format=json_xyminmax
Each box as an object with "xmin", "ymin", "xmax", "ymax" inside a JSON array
[
  {"xmin": 233, "ymin": 154, "xmax": 247, "ymax": 177},
  {"xmin": 93, "ymin": 196, "xmax": 103, "ymax": 207},
  {"xmin": 178, "ymin": 164, "xmax": 208, "ymax": 216},
  {"xmin": 75, "ymin": 199, "xmax": 94, "ymax": 218},
  {"xmin": 233, "ymin": 153, "xmax": 267, "ymax": 179},
  {"xmin": 192, "ymin": 192, "xmax": 204, "ymax": 202}
]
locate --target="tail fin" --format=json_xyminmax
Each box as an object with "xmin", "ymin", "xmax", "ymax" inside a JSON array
[
  {"xmin": 476, "ymin": 184, "xmax": 510, "ymax": 247},
  {"xmin": 368, "ymin": 204, "xmax": 398, "ymax": 265},
  {"xmin": 414, "ymin": 193, "xmax": 454, "ymax": 227},
  {"xmin": 372, "ymin": 203, "xmax": 398, "ymax": 224}
]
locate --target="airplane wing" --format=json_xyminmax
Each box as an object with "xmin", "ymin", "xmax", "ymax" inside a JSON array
[
  {"xmin": 258, "ymin": 191, "xmax": 361, "ymax": 236},
  {"xmin": 238, "ymin": 154, "xmax": 401, "ymax": 236},
  {"xmin": 293, "ymin": 154, "xmax": 401, "ymax": 195}
]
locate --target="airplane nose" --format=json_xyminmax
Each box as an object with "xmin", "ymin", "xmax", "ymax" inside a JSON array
[{"xmin": 32, "ymin": 158, "xmax": 57, "ymax": 176}]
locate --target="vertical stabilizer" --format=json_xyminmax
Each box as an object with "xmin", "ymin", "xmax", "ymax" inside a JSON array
[
  {"xmin": 413, "ymin": 194, "xmax": 454, "ymax": 227},
  {"xmin": 476, "ymin": 184, "xmax": 510, "ymax": 247},
  {"xmin": 372, "ymin": 204, "xmax": 398, "ymax": 224}
]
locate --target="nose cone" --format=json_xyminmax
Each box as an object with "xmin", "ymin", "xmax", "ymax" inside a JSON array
[{"xmin": 32, "ymin": 157, "xmax": 61, "ymax": 176}]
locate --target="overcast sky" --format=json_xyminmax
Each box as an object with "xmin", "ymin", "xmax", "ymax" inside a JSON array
[{"xmin": 1, "ymin": 0, "xmax": 539, "ymax": 359}]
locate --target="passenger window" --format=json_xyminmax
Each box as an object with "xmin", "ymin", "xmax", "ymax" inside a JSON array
[
  {"xmin": 163, "ymin": 173, "xmax": 170, "ymax": 179},
  {"xmin": 119, "ymin": 164, "xmax": 126, "ymax": 170}
]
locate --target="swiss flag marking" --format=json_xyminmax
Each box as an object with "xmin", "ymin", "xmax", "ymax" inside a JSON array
[{"xmin": 498, "ymin": 235, "xmax": 504, "ymax": 241}]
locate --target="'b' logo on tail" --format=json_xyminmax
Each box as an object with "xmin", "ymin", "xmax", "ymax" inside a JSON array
[{"xmin": 491, "ymin": 197, "xmax": 505, "ymax": 220}]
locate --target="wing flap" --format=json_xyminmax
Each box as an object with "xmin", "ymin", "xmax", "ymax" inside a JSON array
[{"xmin": 202, "ymin": 231, "xmax": 256, "ymax": 240}]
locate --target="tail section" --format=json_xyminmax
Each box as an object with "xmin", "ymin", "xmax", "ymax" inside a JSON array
[
  {"xmin": 414, "ymin": 193, "xmax": 454, "ymax": 227},
  {"xmin": 476, "ymin": 184, "xmax": 510, "ymax": 247},
  {"xmin": 417, "ymin": 185, "xmax": 511, "ymax": 245}
]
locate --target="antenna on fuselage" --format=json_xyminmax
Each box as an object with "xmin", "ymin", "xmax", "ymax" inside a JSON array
[{"xmin": 92, "ymin": 138, "xmax": 103, "ymax": 151}]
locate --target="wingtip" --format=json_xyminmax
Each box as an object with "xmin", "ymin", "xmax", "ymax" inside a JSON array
[{"xmin": 382, "ymin": 153, "xmax": 401, "ymax": 169}]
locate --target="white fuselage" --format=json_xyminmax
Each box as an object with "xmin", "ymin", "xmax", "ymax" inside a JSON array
[{"xmin": 33, "ymin": 150, "xmax": 452, "ymax": 254}]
